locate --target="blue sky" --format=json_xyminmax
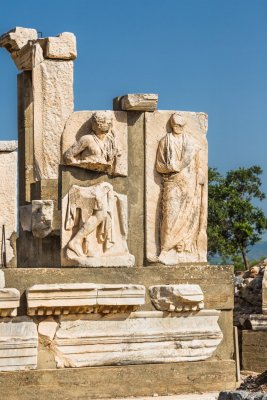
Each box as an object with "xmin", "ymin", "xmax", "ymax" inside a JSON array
[{"xmin": 1, "ymin": 0, "xmax": 267, "ymax": 235}]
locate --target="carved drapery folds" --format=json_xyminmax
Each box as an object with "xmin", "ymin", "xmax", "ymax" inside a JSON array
[
  {"xmin": 145, "ymin": 111, "xmax": 208, "ymax": 265},
  {"xmin": 61, "ymin": 183, "xmax": 134, "ymax": 267}
]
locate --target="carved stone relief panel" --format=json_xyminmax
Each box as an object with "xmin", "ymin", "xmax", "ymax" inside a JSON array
[
  {"xmin": 62, "ymin": 111, "xmax": 128, "ymax": 176},
  {"xmin": 145, "ymin": 111, "xmax": 208, "ymax": 265},
  {"xmin": 61, "ymin": 183, "xmax": 134, "ymax": 267}
]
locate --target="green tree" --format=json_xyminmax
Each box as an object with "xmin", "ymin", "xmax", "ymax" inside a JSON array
[{"xmin": 208, "ymin": 165, "xmax": 267, "ymax": 270}]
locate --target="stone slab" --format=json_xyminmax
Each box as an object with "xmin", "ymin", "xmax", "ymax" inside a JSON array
[
  {"xmin": 145, "ymin": 111, "xmax": 208, "ymax": 264},
  {"xmin": 0, "ymin": 270, "xmax": 4, "ymax": 289},
  {"xmin": 242, "ymin": 330, "xmax": 267, "ymax": 372},
  {"xmin": 51, "ymin": 310, "xmax": 222, "ymax": 368},
  {"xmin": 0, "ymin": 361, "xmax": 236, "ymax": 399},
  {"xmin": 0, "ymin": 319, "xmax": 38, "ymax": 371}
]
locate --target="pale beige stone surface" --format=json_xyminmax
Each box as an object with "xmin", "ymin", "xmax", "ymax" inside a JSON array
[
  {"xmin": 61, "ymin": 183, "xmax": 134, "ymax": 267},
  {"xmin": 0, "ymin": 143, "xmax": 17, "ymax": 265},
  {"xmin": 149, "ymin": 284, "xmax": 204, "ymax": 312},
  {"xmin": 50, "ymin": 310, "xmax": 222, "ymax": 368},
  {"xmin": 0, "ymin": 141, "xmax": 17, "ymax": 152},
  {"xmin": 0, "ymin": 318, "xmax": 38, "ymax": 371},
  {"xmin": 62, "ymin": 110, "xmax": 128, "ymax": 176},
  {"xmin": 46, "ymin": 32, "xmax": 77, "ymax": 60},
  {"xmin": 0, "ymin": 27, "xmax": 37, "ymax": 52},
  {"xmin": 0, "ymin": 288, "xmax": 20, "ymax": 316},
  {"xmin": 263, "ymin": 268, "xmax": 267, "ymax": 314},
  {"xmin": 145, "ymin": 111, "xmax": 208, "ymax": 264},
  {"xmin": 27, "ymin": 283, "xmax": 144, "ymax": 315},
  {"xmin": 32, "ymin": 59, "xmax": 74, "ymax": 179},
  {"xmin": 121, "ymin": 93, "xmax": 158, "ymax": 111}
]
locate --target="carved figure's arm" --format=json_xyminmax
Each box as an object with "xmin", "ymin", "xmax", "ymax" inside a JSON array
[{"xmin": 64, "ymin": 136, "xmax": 90, "ymax": 163}]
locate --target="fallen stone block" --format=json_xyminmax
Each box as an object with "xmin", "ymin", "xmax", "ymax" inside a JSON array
[
  {"xmin": 149, "ymin": 284, "xmax": 204, "ymax": 312},
  {"xmin": 27, "ymin": 283, "xmax": 145, "ymax": 315},
  {"xmin": 51, "ymin": 310, "xmax": 222, "ymax": 368}
]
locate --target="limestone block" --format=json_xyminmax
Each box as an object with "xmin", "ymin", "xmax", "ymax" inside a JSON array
[
  {"xmin": 263, "ymin": 269, "xmax": 267, "ymax": 314},
  {"xmin": 27, "ymin": 283, "xmax": 145, "ymax": 315},
  {"xmin": 0, "ymin": 142, "xmax": 17, "ymax": 266},
  {"xmin": 249, "ymin": 314, "xmax": 267, "ymax": 331},
  {"xmin": 149, "ymin": 284, "xmax": 204, "ymax": 312},
  {"xmin": 32, "ymin": 200, "xmax": 54, "ymax": 239},
  {"xmin": 0, "ymin": 141, "xmax": 17, "ymax": 152},
  {"xmin": 32, "ymin": 59, "xmax": 74, "ymax": 179},
  {"xmin": 50, "ymin": 310, "xmax": 222, "ymax": 368},
  {"xmin": 61, "ymin": 183, "xmax": 134, "ymax": 267},
  {"xmin": 0, "ymin": 270, "xmax": 5, "ymax": 289},
  {"xmin": 0, "ymin": 288, "xmax": 20, "ymax": 316},
  {"xmin": 62, "ymin": 110, "xmax": 128, "ymax": 176},
  {"xmin": 0, "ymin": 27, "xmax": 37, "ymax": 52},
  {"xmin": 0, "ymin": 319, "xmax": 38, "ymax": 371},
  {"xmin": 11, "ymin": 42, "xmax": 44, "ymax": 70},
  {"xmin": 145, "ymin": 111, "xmax": 208, "ymax": 264},
  {"xmin": 119, "ymin": 94, "xmax": 158, "ymax": 111},
  {"xmin": 45, "ymin": 33, "xmax": 77, "ymax": 60}
]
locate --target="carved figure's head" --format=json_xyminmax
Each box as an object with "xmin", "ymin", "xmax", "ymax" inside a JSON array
[
  {"xmin": 92, "ymin": 111, "xmax": 113, "ymax": 136},
  {"xmin": 170, "ymin": 112, "xmax": 186, "ymax": 135}
]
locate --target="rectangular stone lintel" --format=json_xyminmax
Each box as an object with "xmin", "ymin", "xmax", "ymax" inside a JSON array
[{"xmin": 113, "ymin": 93, "xmax": 158, "ymax": 111}]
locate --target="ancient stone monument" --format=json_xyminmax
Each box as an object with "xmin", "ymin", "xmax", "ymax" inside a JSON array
[{"xmin": 0, "ymin": 27, "xmax": 237, "ymax": 398}]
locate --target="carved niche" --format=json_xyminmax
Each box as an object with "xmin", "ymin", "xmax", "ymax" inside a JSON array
[
  {"xmin": 62, "ymin": 110, "xmax": 128, "ymax": 176},
  {"xmin": 61, "ymin": 182, "xmax": 134, "ymax": 267},
  {"xmin": 145, "ymin": 111, "xmax": 208, "ymax": 265}
]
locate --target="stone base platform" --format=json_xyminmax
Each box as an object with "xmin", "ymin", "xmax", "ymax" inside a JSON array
[
  {"xmin": 242, "ymin": 330, "xmax": 267, "ymax": 372},
  {"xmin": 0, "ymin": 361, "xmax": 236, "ymax": 400}
]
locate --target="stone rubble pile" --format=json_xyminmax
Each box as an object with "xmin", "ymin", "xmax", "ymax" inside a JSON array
[{"xmin": 234, "ymin": 259, "xmax": 266, "ymax": 328}]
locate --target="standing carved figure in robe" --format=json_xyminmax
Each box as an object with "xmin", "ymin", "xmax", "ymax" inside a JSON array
[
  {"xmin": 63, "ymin": 111, "xmax": 121, "ymax": 174},
  {"xmin": 156, "ymin": 112, "xmax": 206, "ymax": 265}
]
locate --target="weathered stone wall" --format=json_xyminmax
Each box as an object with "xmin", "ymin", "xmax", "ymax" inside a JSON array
[{"xmin": 0, "ymin": 142, "xmax": 17, "ymax": 267}]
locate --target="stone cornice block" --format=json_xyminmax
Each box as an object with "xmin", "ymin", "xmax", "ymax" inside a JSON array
[
  {"xmin": 0, "ymin": 27, "xmax": 37, "ymax": 52},
  {"xmin": 149, "ymin": 284, "xmax": 204, "ymax": 312},
  {"xmin": 27, "ymin": 283, "xmax": 145, "ymax": 316},
  {"xmin": 0, "ymin": 288, "xmax": 20, "ymax": 317},
  {"xmin": 249, "ymin": 314, "xmax": 267, "ymax": 331}
]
